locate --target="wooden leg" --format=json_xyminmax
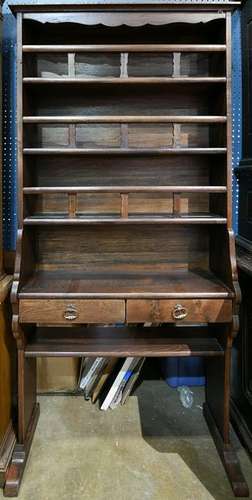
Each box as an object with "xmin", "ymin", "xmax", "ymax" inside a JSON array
[
  {"xmin": 4, "ymin": 350, "xmax": 39, "ymax": 497},
  {"xmin": 204, "ymin": 403, "xmax": 249, "ymax": 497},
  {"xmin": 17, "ymin": 351, "xmax": 37, "ymax": 443},
  {"xmin": 205, "ymin": 338, "xmax": 249, "ymax": 497},
  {"xmin": 3, "ymin": 404, "xmax": 39, "ymax": 497},
  {"xmin": 205, "ymin": 344, "xmax": 231, "ymax": 442}
]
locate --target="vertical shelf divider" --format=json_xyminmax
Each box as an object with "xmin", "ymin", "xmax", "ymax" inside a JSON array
[
  {"xmin": 173, "ymin": 192, "xmax": 181, "ymax": 215},
  {"xmin": 120, "ymin": 193, "xmax": 129, "ymax": 218},
  {"xmin": 68, "ymin": 193, "xmax": 77, "ymax": 217}
]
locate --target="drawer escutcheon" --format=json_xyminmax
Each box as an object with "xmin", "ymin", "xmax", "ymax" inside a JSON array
[
  {"xmin": 64, "ymin": 304, "xmax": 78, "ymax": 321},
  {"xmin": 172, "ymin": 303, "xmax": 188, "ymax": 321}
]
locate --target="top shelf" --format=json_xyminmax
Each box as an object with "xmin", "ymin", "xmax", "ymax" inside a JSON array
[
  {"xmin": 10, "ymin": 2, "xmax": 241, "ymax": 14},
  {"xmin": 22, "ymin": 44, "xmax": 227, "ymax": 53}
]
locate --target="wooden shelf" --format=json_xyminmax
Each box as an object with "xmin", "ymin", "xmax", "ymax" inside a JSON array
[
  {"xmin": 23, "ymin": 115, "xmax": 227, "ymax": 124},
  {"xmin": 24, "ymin": 327, "xmax": 224, "ymax": 358},
  {"xmin": 11, "ymin": 3, "xmax": 242, "ymax": 13},
  {"xmin": 22, "ymin": 44, "xmax": 227, "ymax": 53},
  {"xmin": 19, "ymin": 269, "xmax": 232, "ymax": 299},
  {"xmin": 9, "ymin": 7, "xmax": 248, "ymax": 498},
  {"xmin": 23, "ymin": 215, "xmax": 227, "ymax": 225},
  {"xmin": 23, "ymin": 147, "xmax": 227, "ymax": 155},
  {"xmin": 23, "ymin": 77, "xmax": 227, "ymax": 84},
  {"xmin": 23, "ymin": 186, "xmax": 227, "ymax": 194}
]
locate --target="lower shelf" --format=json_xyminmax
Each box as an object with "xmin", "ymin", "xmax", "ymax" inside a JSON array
[{"xmin": 25, "ymin": 326, "xmax": 224, "ymax": 358}]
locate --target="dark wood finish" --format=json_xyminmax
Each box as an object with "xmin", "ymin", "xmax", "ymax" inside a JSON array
[
  {"xmin": 126, "ymin": 298, "xmax": 232, "ymax": 323},
  {"xmin": 17, "ymin": 269, "xmax": 233, "ymax": 299},
  {"xmin": 23, "ymin": 44, "xmax": 227, "ymax": 52},
  {"xmin": 23, "ymin": 148, "xmax": 227, "ymax": 155},
  {"xmin": 0, "ymin": 3, "xmax": 17, "ymax": 488},
  {"xmin": 19, "ymin": 298, "xmax": 232, "ymax": 324},
  {"xmin": 23, "ymin": 115, "xmax": 227, "ymax": 123},
  {"xmin": 19, "ymin": 298, "xmax": 125, "ymax": 324},
  {"xmin": 4, "ymin": 404, "xmax": 39, "ymax": 497},
  {"xmin": 23, "ymin": 216, "xmax": 227, "ymax": 224},
  {"xmin": 0, "ymin": 277, "xmax": 16, "ymax": 488},
  {"xmin": 24, "ymin": 326, "xmax": 225, "ymax": 357},
  {"xmin": 204, "ymin": 402, "xmax": 249, "ymax": 497},
  {"xmin": 9, "ymin": 2, "xmax": 248, "ymax": 496},
  {"xmin": 10, "ymin": 3, "xmax": 241, "ymax": 13},
  {"xmin": 23, "ymin": 76, "xmax": 227, "ymax": 83},
  {"xmin": 0, "ymin": 423, "xmax": 16, "ymax": 488},
  {"xmin": 23, "ymin": 186, "xmax": 227, "ymax": 193}
]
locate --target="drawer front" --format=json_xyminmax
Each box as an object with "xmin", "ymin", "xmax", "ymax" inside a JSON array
[
  {"xmin": 126, "ymin": 299, "xmax": 232, "ymax": 323},
  {"xmin": 19, "ymin": 299, "xmax": 125, "ymax": 324}
]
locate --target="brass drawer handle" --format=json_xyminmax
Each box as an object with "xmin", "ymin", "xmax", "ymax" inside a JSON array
[
  {"xmin": 64, "ymin": 304, "xmax": 78, "ymax": 321},
  {"xmin": 172, "ymin": 303, "xmax": 188, "ymax": 321}
]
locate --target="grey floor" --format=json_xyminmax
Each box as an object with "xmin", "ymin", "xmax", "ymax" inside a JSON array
[{"xmin": 1, "ymin": 382, "xmax": 252, "ymax": 500}]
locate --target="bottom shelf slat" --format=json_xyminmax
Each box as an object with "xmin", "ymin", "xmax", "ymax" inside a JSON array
[{"xmin": 25, "ymin": 327, "xmax": 224, "ymax": 358}]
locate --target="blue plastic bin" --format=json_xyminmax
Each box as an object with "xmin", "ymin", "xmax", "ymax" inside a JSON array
[{"xmin": 161, "ymin": 357, "xmax": 205, "ymax": 388}]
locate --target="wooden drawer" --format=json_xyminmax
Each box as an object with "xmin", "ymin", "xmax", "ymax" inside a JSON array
[
  {"xmin": 126, "ymin": 299, "xmax": 232, "ymax": 324},
  {"xmin": 19, "ymin": 299, "xmax": 125, "ymax": 324}
]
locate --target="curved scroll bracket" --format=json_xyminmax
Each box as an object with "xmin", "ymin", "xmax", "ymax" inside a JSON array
[{"xmin": 12, "ymin": 315, "xmax": 26, "ymax": 349}]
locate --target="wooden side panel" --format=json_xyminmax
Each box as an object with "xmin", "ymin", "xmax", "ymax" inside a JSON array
[{"xmin": 0, "ymin": 277, "xmax": 15, "ymax": 444}]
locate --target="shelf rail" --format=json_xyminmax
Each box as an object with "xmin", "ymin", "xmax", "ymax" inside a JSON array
[
  {"xmin": 22, "ymin": 44, "xmax": 227, "ymax": 82},
  {"xmin": 23, "ymin": 115, "xmax": 227, "ymax": 123},
  {"xmin": 22, "ymin": 44, "xmax": 227, "ymax": 53},
  {"xmin": 23, "ymin": 185, "xmax": 226, "ymax": 223}
]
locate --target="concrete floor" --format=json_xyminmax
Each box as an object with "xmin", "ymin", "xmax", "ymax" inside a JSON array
[{"xmin": 1, "ymin": 381, "xmax": 252, "ymax": 500}]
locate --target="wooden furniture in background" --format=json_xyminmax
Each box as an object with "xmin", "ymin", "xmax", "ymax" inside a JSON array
[
  {"xmin": 231, "ymin": 0, "xmax": 252, "ymax": 454},
  {"xmin": 0, "ymin": 0, "xmax": 16, "ymax": 487},
  {"xmin": 0, "ymin": 276, "xmax": 15, "ymax": 488},
  {"xmin": 5, "ymin": 2, "xmax": 249, "ymax": 496}
]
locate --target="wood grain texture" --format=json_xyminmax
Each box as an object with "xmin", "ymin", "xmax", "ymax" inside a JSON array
[
  {"xmin": 23, "ymin": 216, "xmax": 227, "ymax": 224},
  {"xmin": 0, "ymin": 423, "xmax": 16, "ymax": 488},
  {"xmin": 24, "ymin": 326, "xmax": 225, "ymax": 358},
  {"xmin": 0, "ymin": 276, "xmax": 14, "ymax": 446},
  {"xmin": 23, "ymin": 44, "xmax": 227, "ymax": 53},
  {"xmin": 18, "ymin": 269, "xmax": 233, "ymax": 299},
  {"xmin": 204, "ymin": 403, "xmax": 249, "ymax": 497},
  {"xmin": 4, "ymin": 404, "xmax": 40, "ymax": 497},
  {"xmin": 23, "ymin": 76, "xmax": 227, "ymax": 84},
  {"xmin": 20, "ymin": 225, "xmax": 211, "ymax": 274},
  {"xmin": 11, "ymin": 4, "xmax": 240, "ymax": 14},
  {"xmin": 19, "ymin": 299, "xmax": 125, "ymax": 324},
  {"xmin": 10, "ymin": 6, "xmax": 244, "ymax": 497},
  {"xmin": 23, "ymin": 148, "xmax": 227, "ymax": 155},
  {"xmin": 23, "ymin": 115, "xmax": 227, "ymax": 123},
  {"xmin": 126, "ymin": 298, "xmax": 232, "ymax": 323},
  {"xmin": 23, "ymin": 186, "xmax": 227, "ymax": 193},
  {"xmin": 0, "ymin": 277, "xmax": 15, "ymax": 488}
]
